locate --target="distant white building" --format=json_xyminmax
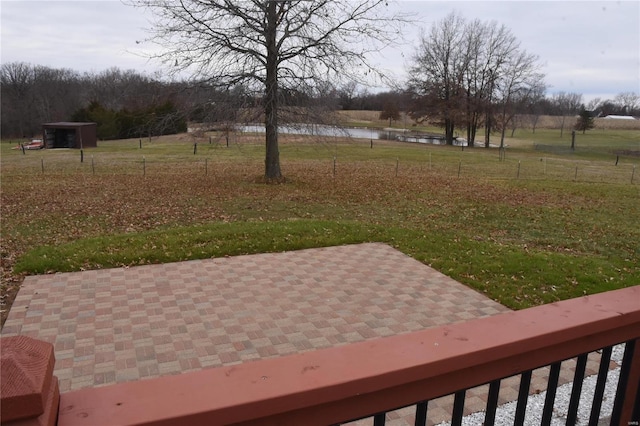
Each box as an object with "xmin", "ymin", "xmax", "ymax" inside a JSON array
[{"xmin": 603, "ymin": 115, "xmax": 636, "ymax": 120}]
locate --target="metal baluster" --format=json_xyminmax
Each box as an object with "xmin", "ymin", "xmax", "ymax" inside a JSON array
[
  {"xmin": 373, "ymin": 412, "xmax": 386, "ymax": 426},
  {"xmin": 451, "ymin": 390, "xmax": 466, "ymax": 426},
  {"xmin": 633, "ymin": 379, "xmax": 640, "ymax": 424},
  {"xmin": 611, "ymin": 341, "xmax": 634, "ymax": 425},
  {"xmin": 567, "ymin": 353, "xmax": 589, "ymax": 425},
  {"xmin": 483, "ymin": 380, "xmax": 501, "ymax": 426},
  {"xmin": 514, "ymin": 370, "xmax": 532, "ymax": 425},
  {"xmin": 414, "ymin": 401, "xmax": 428, "ymax": 426},
  {"xmin": 588, "ymin": 346, "xmax": 613, "ymax": 426},
  {"xmin": 541, "ymin": 362, "xmax": 562, "ymax": 426}
]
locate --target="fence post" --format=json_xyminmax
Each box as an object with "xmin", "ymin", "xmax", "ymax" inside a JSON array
[
  {"xmin": 333, "ymin": 156, "xmax": 336, "ymax": 177},
  {"xmin": 632, "ymin": 165, "xmax": 636, "ymax": 184},
  {"xmin": 517, "ymin": 160, "xmax": 521, "ymax": 179},
  {"xmin": 41, "ymin": 159, "xmax": 44, "ymax": 174},
  {"xmin": 395, "ymin": 157, "xmax": 399, "ymax": 177}
]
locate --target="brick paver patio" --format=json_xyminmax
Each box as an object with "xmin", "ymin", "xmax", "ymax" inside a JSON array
[{"xmin": 1, "ymin": 243, "xmax": 606, "ymax": 425}]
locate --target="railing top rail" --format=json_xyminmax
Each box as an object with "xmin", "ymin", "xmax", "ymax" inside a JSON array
[{"xmin": 58, "ymin": 285, "xmax": 640, "ymax": 426}]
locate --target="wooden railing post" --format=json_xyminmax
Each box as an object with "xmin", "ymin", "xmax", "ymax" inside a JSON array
[{"xmin": 0, "ymin": 336, "xmax": 59, "ymax": 426}]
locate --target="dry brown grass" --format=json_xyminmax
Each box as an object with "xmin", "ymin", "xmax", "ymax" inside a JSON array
[
  {"xmin": 337, "ymin": 110, "xmax": 381, "ymax": 122},
  {"xmin": 523, "ymin": 115, "xmax": 640, "ymax": 131},
  {"xmin": 338, "ymin": 110, "xmax": 640, "ymax": 130}
]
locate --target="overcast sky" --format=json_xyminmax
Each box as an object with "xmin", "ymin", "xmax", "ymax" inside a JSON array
[{"xmin": 1, "ymin": 1, "xmax": 638, "ymax": 102}]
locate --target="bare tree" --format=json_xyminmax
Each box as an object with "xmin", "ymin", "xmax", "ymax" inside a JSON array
[
  {"xmin": 614, "ymin": 91, "xmax": 640, "ymax": 115},
  {"xmin": 462, "ymin": 19, "xmax": 517, "ymax": 147},
  {"xmin": 379, "ymin": 101, "xmax": 400, "ymax": 125},
  {"xmin": 408, "ymin": 12, "xmax": 469, "ymax": 145},
  {"xmin": 337, "ymin": 81, "xmax": 364, "ymax": 110},
  {"xmin": 518, "ymin": 95, "xmax": 548, "ymax": 134},
  {"xmin": 494, "ymin": 49, "xmax": 545, "ymax": 149},
  {"xmin": 407, "ymin": 13, "xmax": 544, "ymax": 148},
  {"xmin": 551, "ymin": 91, "xmax": 582, "ymax": 137},
  {"xmin": 31, "ymin": 66, "xmax": 83, "ymax": 123},
  {"xmin": 586, "ymin": 98, "xmax": 602, "ymax": 114},
  {"xmin": 129, "ymin": 0, "xmax": 407, "ymax": 182},
  {"xmin": 1, "ymin": 62, "xmax": 84, "ymax": 138},
  {"xmin": 1, "ymin": 62, "xmax": 37, "ymax": 138}
]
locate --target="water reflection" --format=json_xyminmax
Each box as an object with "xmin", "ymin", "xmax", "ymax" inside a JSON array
[
  {"xmin": 239, "ymin": 124, "xmax": 468, "ymax": 146},
  {"xmin": 240, "ymin": 124, "xmax": 374, "ymax": 139}
]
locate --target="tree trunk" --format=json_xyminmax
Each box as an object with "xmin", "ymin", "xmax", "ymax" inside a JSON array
[
  {"xmin": 466, "ymin": 97, "xmax": 474, "ymax": 147},
  {"xmin": 499, "ymin": 109, "xmax": 508, "ymax": 149},
  {"xmin": 264, "ymin": 0, "xmax": 282, "ymax": 182},
  {"xmin": 469, "ymin": 113, "xmax": 478, "ymax": 147},
  {"xmin": 445, "ymin": 119, "xmax": 454, "ymax": 145},
  {"xmin": 484, "ymin": 114, "xmax": 491, "ymax": 148}
]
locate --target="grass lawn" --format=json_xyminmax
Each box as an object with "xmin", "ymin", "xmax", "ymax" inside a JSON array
[{"xmin": 1, "ymin": 125, "xmax": 639, "ymax": 327}]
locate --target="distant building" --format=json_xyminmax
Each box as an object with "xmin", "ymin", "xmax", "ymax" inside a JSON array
[
  {"xmin": 42, "ymin": 122, "xmax": 97, "ymax": 149},
  {"xmin": 602, "ymin": 115, "xmax": 636, "ymax": 120}
]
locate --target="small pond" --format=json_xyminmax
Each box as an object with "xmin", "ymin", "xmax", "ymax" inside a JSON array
[{"xmin": 239, "ymin": 124, "xmax": 468, "ymax": 146}]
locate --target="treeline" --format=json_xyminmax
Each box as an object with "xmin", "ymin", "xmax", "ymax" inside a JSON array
[
  {"xmin": 0, "ymin": 63, "xmax": 188, "ymax": 139},
  {"xmin": 402, "ymin": 12, "xmax": 640, "ymax": 147},
  {"xmin": 70, "ymin": 101, "xmax": 185, "ymax": 140},
  {"xmin": 1, "ymin": 61, "xmax": 638, "ymax": 140}
]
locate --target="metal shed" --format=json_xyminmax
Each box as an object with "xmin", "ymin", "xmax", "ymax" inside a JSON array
[{"xmin": 42, "ymin": 122, "xmax": 97, "ymax": 149}]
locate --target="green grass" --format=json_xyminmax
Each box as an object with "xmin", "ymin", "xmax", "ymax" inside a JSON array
[
  {"xmin": 13, "ymin": 218, "xmax": 636, "ymax": 310},
  {"xmin": 13, "ymin": 220, "xmax": 378, "ymax": 273}
]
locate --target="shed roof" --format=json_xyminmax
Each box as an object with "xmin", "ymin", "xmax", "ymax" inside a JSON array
[
  {"xmin": 42, "ymin": 122, "xmax": 96, "ymax": 127},
  {"xmin": 603, "ymin": 115, "xmax": 636, "ymax": 120}
]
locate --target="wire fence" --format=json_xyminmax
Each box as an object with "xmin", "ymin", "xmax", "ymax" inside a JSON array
[{"xmin": 3, "ymin": 142, "xmax": 639, "ymax": 186}]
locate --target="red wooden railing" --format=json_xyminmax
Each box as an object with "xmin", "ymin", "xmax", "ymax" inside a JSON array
[{"xmin": 2, "ymin": 286, "xmax": 639, "ymax": 426}]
